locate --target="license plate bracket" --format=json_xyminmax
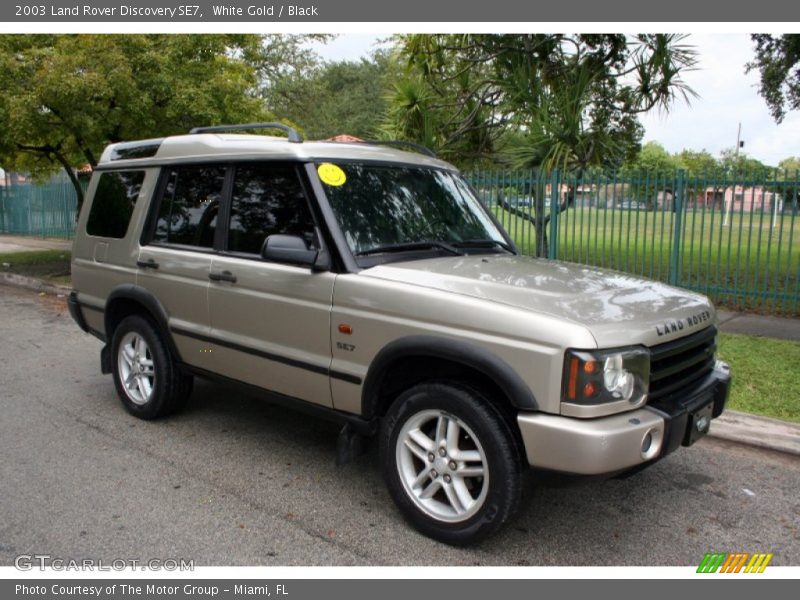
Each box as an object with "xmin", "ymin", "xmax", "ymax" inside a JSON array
[{"xmin": 683, "ymin": 398, "xmax": 714, "ymax": 446}]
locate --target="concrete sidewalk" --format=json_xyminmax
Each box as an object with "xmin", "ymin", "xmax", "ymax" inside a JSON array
[
  {"xmin": 0, "ymin": 234, "xmax": 72, "ymax": 253},
  {"xmin": 717, "ymin": 309, "xmax": 800, "ymax": 341},
  {"xmin": 710, "ymin": 410, "xmax": 800, "ymax": 456}
]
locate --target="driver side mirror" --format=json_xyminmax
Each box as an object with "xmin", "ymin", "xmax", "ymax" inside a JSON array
[{"xmin": 260, "ymin": 234, "xmax": 330, "ymax": 271}]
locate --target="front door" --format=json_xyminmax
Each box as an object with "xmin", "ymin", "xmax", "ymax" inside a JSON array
[{"xmin": 206, "ymin": 162, "xmax": 336, "ymax": 407}]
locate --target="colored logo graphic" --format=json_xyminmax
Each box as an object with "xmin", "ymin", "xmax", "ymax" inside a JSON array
[
  {"xmin": 317, "ymin": 163, "xmax": 347, "ymax": 186},
  {"xmin": 697, "ymin": 552, "xmax": 773, "ymax": 573}
]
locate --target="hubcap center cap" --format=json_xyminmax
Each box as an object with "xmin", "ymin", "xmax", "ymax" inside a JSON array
[{"xmin": 434, "ymin": 457, "xmax": 449, "ymax": 474}]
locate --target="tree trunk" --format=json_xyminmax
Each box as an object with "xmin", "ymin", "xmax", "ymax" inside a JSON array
[
  {"xmin": 498, "ymin": 173, "xmax": 573, "ymax": 259},
  {"xmin": 499, "ymin": 188, "xmax": 549, "ymax": 258},
  {"xmin": 16, "ymin": 143, "xmax": 85, "ymax": 216},
  {"xmin": 52, "ymin": 156, "xmax": 85, "ymax": 216},
  {"xmin": 533, "ymin": 187, "xmax": 548, "ymax": 258}
]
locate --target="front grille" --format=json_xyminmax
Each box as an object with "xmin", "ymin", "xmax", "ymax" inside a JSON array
[{"xmin": 648, "ymin": 326, "xmax": 717, "ymax": 402}]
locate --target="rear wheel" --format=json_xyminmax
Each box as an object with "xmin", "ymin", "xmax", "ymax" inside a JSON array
[
  {"xmin": 380, "ymin": 382, "xmax": 523, "ymax": 545},
  {"xmin": 111, "ymin": 315, "xmax": 192, "ymax": 419}
]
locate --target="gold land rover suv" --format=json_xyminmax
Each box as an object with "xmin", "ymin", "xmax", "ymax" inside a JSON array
[{"xmin": 68, "ymin": 123, "xmax": 731, "ymax": 545}]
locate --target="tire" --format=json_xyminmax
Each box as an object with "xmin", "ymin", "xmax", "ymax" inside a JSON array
[
  {"xmin": 110, "ymin": 314, "xmax": 193, "ymax": 420},
  {"xmin": 380, "ymin": 382, "xmax": 523, "ymax": 545}
]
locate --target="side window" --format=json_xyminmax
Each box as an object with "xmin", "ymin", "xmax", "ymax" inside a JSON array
[
  {"xmin": 152, "ymin": 165, "xmax": 226, "ymax": 248},
  {"xmin": 86, "ymin": 171, "xmax": 145, "ymax": 238},
  {"xmin": 227, "ymin": 163, "xmax": 317, "ymax": 255}
]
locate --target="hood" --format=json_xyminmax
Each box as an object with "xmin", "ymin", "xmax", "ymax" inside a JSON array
[{"xmin": 359, "ymin": 255, "xmax": 715, "ymax": 348}]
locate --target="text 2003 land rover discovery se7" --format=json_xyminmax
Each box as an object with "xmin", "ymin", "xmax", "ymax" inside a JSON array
[{"xmin": 69, "ymin": 123, "xmax": 731, "ymax": 545}]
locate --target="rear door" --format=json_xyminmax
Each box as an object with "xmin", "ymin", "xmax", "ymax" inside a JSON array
[
  {"xmin": 206, "ymin": 162, "xmax": 336, "ymax": 406},
  {"xmin": 137, "ymin": 164, "xmax": 227, "ymax": 371}
]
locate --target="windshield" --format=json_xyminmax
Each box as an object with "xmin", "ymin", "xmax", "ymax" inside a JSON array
[{"xmin": 316, "ymin": 163, "xmax": 507, "ymax": 259}]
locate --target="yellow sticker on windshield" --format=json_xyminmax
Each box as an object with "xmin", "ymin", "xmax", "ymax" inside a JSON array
[{"xmin": 317, "ymin": 163, "xmax": 347, "ymax": 187}]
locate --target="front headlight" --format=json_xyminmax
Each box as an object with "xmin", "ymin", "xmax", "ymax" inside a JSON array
[{"xmin": 562, "ymin": 347, "xmax": 650, "ymax": 414}]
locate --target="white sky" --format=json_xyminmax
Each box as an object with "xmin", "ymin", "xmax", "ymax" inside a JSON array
[{"xmin": 311, "ymin": 33, "xmax": 800, "ymax": 167}]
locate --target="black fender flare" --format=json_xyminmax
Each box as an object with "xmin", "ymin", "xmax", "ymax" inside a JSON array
[
  {"xmin": 105, "ymin": 284, "xmax": 183, "ymax": 362},
  {"xmin": 361, "ymin": 335, "xmax": 537, "ymax": 418}
]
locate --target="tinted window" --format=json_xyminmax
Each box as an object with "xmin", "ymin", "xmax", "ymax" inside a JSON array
[
  {"xmin": 318, "ymin": 164, "xmax": 504, "ymax": 255},
  {"xmin": 86, "ymin": 171, "xmax": 145, "ymax": 238},
  {"xmin": 153, "ymin": 166, "xmax": 226, "ymax": 247},
  {"xmin": 227, "ymin": 164, "xmax": 316, "ymax": 255}
]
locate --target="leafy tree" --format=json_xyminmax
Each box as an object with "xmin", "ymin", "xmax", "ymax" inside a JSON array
[
  {"xmin": 670, "ymin": 149, "xmax": 723, "ymax": 208},
  {"xmin": 381, "ymin": 38, "xmax": 503, "ymax": 165},
  {"xmin": 718, "ymin": 148, "xmax": 769, "ymax": 178},
  {"xmin": 778, "ymin": 156, "xmax": 800, "ymax": 174},
  {"xmin": 388, "ymin": 35, "xmax": 696, "ymax": 168},
  {"xmin": 0, "ymin": 34, "xmax": 318, "ymax": 210},
  {"xmin": 747, "ymin": 34, "xmax": 800, "ymax": 123},
  {"xmin": 776, "ymin": 156, "xmax": 800, "ymax": 214},
  {"xmin": 385, "ymin": 34, "xmax": 698, "ymax": 256},
  {"xmin": 624, "ymin": 142, "xmax": 680, "ymax": 175},
  {"xmin": 252, "ymin": 34, "xmax": 332, "ymax": 87},
  {"xmin": 676, "ymin": 149, "xmax": 719, "ymax": 178},
  {"xmin": 620, "ymin": 142, "xmax": 683, "ymax": 208},
  {"xmin": 265, "ymin": 50, "xmax": 398, "ymax": 140}
]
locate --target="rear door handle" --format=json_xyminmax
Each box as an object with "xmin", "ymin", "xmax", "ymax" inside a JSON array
[
  {"xmin": 208, "ymin": 270, "xmax": 237, "ymax": 283},
  {"xmin": 136, "ymin": 259, "xmax": 159, "ymax": 269}
]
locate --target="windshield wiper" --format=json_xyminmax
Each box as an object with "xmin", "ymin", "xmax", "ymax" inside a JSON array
[
  {"xmin": 355, "ymin": 241, "xmax": 463, "ymax": 257},
  {"xmin": 452, "ymin": 239, "xmax": 516, "ymax": 254}
]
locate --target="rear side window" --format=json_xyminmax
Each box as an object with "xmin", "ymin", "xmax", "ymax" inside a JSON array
[
  {"xmin": 152, "ymin": 165, "xmax": 226, "ymax": 248},
  {"xmin": 227, "ymin": 164, "xmax": 317, "ymax": 255},
  {"xmin": 86, "ymin": 171, "xmax": 145, "ymax": 238}
]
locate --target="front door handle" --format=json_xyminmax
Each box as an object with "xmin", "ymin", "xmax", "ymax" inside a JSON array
[
  {"xmin": 208, "ymin": 270, "xmax": 237, "ymax": 283},
  {"xmin": 136, "ymin": 259, "xmax": 159, "ymax": 269}
]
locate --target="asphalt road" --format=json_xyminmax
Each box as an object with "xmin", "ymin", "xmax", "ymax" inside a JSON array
[{"xmin": 1, "ymin": 285, "xmax": 798, "ymax": 566}]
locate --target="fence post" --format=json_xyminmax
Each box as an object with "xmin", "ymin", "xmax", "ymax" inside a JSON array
[
  {"xmin": 549, "ymin": 169, "xmax": 560, "ymax": 260},
  {"xmin": 40, "ymin": 186, "xmax": 47, "ymax": 238},
  {"xmin": 26, "ymin": 192, "xmax": 32, "ymax": 236},
  {"xmin": 669, "ymin": 169, "xmax": 685, "ymax": 286},
  {"xmin": 63, "ymin": 190, "xmax": 70, "ymax": 238}
]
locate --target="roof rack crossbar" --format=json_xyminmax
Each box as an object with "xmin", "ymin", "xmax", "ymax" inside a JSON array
[
  {"xmin": 189, "ymin": 123, "xmax": 303, "ymax": 143},
  {"xmin": 357, "ymin": 140, "xmax": 437, "ymax": 158}
]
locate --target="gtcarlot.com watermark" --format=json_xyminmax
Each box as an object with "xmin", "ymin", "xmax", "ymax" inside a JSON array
[{"xmin": 14, "ymin": 554, "xmax": 194, "ymax": 572}]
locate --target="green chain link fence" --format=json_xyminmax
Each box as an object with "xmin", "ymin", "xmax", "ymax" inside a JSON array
[
  {"xmin": 468, "ymin": 169, "xmax": 800, "ymax": 316},
  {"xmin": 0, "ymin": 181, "xmax": 79, "ymax": 239}
]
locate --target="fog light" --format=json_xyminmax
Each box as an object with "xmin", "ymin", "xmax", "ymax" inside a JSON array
[{"xmin": 640, "ymin": 428, "xmax": 662, "ymax": 460}]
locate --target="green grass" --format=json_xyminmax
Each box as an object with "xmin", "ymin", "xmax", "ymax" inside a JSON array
[
  {"xmin": 493, "ymin": 206, "xmax": 800, "ymax": 315},
  {"xmin": 717, "ymin": 332, "xmax": 800, "ymax": 422},
  {"xmin": 0, "ymin": 249, "xmax": 71, "ymax": 283}
]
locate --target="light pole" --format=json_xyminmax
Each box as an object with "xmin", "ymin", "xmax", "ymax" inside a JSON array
[{"xmin": 724, "ymin": 123, "xmax": 744, "ymax": 227}]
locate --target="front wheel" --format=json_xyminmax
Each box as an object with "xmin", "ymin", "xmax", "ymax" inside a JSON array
[{"xmin": 380, "ymin": 382, "xmax": 523, "ymax": 545}]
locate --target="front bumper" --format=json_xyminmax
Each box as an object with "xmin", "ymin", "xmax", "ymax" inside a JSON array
[{"xmin": 517, "ymin": 361, "xmax": 731, "ymax": 475}]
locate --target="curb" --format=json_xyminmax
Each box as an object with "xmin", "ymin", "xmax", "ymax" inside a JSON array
[
  {"xmin": 708, "ymin": 410, "xmax": 800, "ymax": 456},
  {"xmin": 2, "ymin": 272, "xmax": 798, "ymax": 457},
  {"xmin": 0, "ymin": 272, "xmax": 71, "ymax": 297}
]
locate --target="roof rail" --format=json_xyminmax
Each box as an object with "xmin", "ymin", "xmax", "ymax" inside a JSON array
[
  {"xmin": 189, "ymin": 123, "xmax": 303, "ymax": 143},
  {"xmin": 356, "ymin": 140, "xmax": 437, "ymax": 158}
]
